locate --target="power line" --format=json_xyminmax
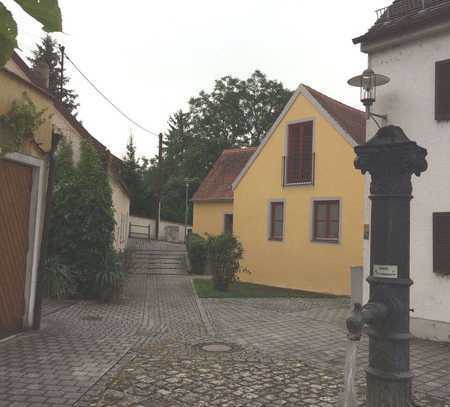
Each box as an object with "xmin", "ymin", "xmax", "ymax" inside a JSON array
[{"xmin": 64, "ymin": 53, "xmax": 159, "ymax": 136}]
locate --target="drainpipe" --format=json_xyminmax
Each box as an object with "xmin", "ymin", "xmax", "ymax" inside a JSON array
[{"xmin": 32, "ymin": 131, "xmax": 61, "ymax": 330}]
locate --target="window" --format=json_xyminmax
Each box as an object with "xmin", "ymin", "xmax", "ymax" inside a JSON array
[
  {"xmin": 313, "ymin": 200, "xmax": 340, "ymax": 243},
  {"xmin": 269, "ymin": 201, "xmax": 284, "ymax": 240},
  {"xmin": 433, "ymin": 212, "xmax": 450, "ymax": 275},
  {"xmin": 435, "ymin": 59, "xmax": 450, "ymax": 121},
  {"xmin": 285, "ymin": 121, "xmax": 313, "ymax": 184},
  {"xmin": 224, "ymin": 214, "xmax": 233, "ymax": 235}
]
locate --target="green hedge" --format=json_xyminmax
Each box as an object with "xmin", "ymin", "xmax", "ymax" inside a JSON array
[{"xmin": 187, "ymin": 233, "xmax": 208, "ymax": 274}]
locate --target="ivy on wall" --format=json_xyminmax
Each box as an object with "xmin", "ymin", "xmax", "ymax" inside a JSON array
[{"xmin": 0, "ymin": 93, "xmax": 47, "ymax": 155}]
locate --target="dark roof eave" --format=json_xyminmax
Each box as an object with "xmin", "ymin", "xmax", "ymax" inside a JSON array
[
  {"xmin": 191, "ymin": 198, "xmax": 234, "ymax": 203},
  {"xmin": 354, "ymin": 4, "xmax": 450, "ymax": 46}
]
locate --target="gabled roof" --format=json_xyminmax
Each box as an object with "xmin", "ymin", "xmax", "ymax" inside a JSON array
[
  {"xmin": 192, "ymin": 147, "xmax": 256, "ymax": 202},
  {"xmin": 232, "ymin": 84, "xmax": 366, "ymax": 190},
  {"xmin": 353, "ymin": 0, "xmax": 450, "ymax": 45}
]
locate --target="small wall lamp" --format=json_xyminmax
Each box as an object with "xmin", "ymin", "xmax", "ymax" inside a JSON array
[{"xmin": 348, "ymin": 69, "xmax": 390, "ymax": 127}]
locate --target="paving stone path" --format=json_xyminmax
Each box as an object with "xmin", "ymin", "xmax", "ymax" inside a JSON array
[{"xmin": 1, "ymin": 239, "xmax": 449, "ymax": 406}]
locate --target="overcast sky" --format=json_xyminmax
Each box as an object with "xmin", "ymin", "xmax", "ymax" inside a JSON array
[{"xmin": 7, "ymin": 0, "xmax": 389, "ymax": 159}]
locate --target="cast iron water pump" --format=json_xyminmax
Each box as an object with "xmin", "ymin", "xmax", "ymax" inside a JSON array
[{"xmin": 347, "ymin": 126, "xmax": 427, "ymax": 407}]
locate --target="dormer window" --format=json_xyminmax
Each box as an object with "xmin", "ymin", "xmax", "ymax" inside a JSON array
[
  {"xmin": 435, "ymin": 59, "xmax": 450, "ymax": 121},
  {"xmin": 285, "ymin": 121, "xmax": 314, "ymax": 185}
]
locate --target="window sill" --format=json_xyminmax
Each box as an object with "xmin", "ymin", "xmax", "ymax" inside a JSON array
[
  {"xmin": 311, "ymin": 238, "xmax": 339, "ymax": 245},
  {"xmin": 269, "ymin": 237, "xmax": 284, "ymax": 242},
  {"xmin": 283, "ymin": 181, "xmax": 314, "ymax": 187}
]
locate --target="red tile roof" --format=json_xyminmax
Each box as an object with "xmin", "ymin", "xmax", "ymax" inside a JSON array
[
  {"xmin": 354, "ymin": 0, "xmax": 450, "ymax": 45},
  {"xmin": 192, "ymin": 147, "xmax": 256, "ymax": 202},
  {"xmin": 304, "ymin": 85, "xmax": 366, "ymax": 145}
]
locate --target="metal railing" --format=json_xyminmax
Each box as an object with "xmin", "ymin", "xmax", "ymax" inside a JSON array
[
  {"xmin": 129, "ymin": 224, "xmax": 151, "ymax": 240},
  {"xmin": 282, "ymin": 153, "xmax": 315, "ymax": 187},
  {"xmin": 375, "ymin": 0, "xmax": 443, "ymax": 22}
]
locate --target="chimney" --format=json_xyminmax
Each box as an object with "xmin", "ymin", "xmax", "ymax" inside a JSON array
[{"xmin": 35, "ymin": 61, "xmax": 50, "ymax": 89}]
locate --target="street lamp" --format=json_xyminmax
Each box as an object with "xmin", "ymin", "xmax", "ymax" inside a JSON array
[{"xmin": 348, "ymin": 68, "xmax": 390, "ymax": 126}]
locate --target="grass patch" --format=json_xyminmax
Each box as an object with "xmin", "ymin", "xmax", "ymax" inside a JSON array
[{"xmin": 193, "ymin": 278, "xmax": 341, "ymax": 299}]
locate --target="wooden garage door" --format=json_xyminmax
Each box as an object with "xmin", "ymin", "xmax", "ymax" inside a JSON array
[{"xmin": 0, "ymin": 159, "xmax": 33, "ymax": 334}]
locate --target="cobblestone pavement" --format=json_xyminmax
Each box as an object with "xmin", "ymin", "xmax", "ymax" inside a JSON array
[
  {"xmin": 83, "ymin": 273, "xmax": 449, "ymax": 406},
  {"xmin": 2, "ymin": 239, "xmax": 449, "ymax": 406}
]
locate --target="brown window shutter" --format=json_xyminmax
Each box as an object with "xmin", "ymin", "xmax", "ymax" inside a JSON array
[
  {"xmin": 286, "ymin": 121, "xmax": 313, "ymax": 184},
  {"xmin": 435, "ymin": 59, "xmax": 450, "ymax": 121},
  {"xmin": 300, "ymin": 121, "xmax": 313, "ymax": 183},
  {"xmin": 433, "ymin": 212, "xmax": 450, "ymax": 275},
  {"xmin": 287, "ymin": 125, "xmax": 301, "ymax": 184}
]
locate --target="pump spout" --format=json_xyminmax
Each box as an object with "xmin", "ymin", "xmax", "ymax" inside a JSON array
[{"xmin": 346, "ymin": 302, "xmax": 388, "ymax": 341}]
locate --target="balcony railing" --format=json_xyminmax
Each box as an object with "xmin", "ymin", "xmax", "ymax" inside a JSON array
[
  {"xmin": 282, "ymin": 154, "xmax": 315, "ymax": 187},
  {"xmin": 375, "ymin": 0, "xmax": 446, "ymax": 22}
]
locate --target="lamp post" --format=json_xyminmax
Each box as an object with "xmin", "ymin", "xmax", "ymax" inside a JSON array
[{"xmin": 348, "ymin": 68, "xmax": 390, "ymax": 126}]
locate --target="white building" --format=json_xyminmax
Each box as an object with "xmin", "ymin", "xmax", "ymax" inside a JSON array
[{"xmin": 354, "ymin": 0, "xmax": 450, "ymax": 342}]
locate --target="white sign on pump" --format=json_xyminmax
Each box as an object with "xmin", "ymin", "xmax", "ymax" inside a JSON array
[{"xmin": 373, "ymin": 265, "xmax": 398, "ymax": 279}]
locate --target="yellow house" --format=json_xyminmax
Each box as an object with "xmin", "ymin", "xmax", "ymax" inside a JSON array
[
  {"xmin": 233, "ymin": 84, "xmax": 366, "ymax": 295},
  {"xmin": 1, "ymin": 55, "xmax": 55, "ymax": 334},
  {"xmin": 192, "ymin": 147, "xmax": 256, "ymax": 237}
]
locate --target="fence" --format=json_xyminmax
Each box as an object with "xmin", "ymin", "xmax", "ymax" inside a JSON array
[
  {"xmin": 129, "ymin": 223, "xmax": 151, "ymax": 240},
  {"xmin": 375, "ymin": 0, "xmax": 445, "ymax": 22}
]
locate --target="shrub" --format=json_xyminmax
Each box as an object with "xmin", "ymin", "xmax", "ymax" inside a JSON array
[
  {"xmin": 207, "ymin": 234, "xmax": 249, "ymax": 291},
  {"xmin": 44, "ymin": 256, "xmax": 75, "ymax": 299},
  {"xmin": 46, "ymin": 140, "xmax": 120, "ymax": 299},
  {"xmin": 95, "ymin": 250, "xmax": 127, "ymax": 303},
  {"xmin": 187, "ymin": 233, "xmax": 208, "ymax": 274}
]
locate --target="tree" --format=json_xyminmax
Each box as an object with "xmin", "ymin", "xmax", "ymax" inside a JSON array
[
  {"xmin": 121, "ymin": 135, "xmax": 155, "ymax": 217},
  {"xmin": 72, "ymin": 141, "xmax": 115, "ymax": 297},
  {"xmin": 47, "ymin": 140, "xmax": 77, "ymax": 263},
  {"xmin": 0, "ymin": 0, "xmax": 62, "ymax": 66},
  {"xmin": 157, "ymin": 70, "xmax": 292, "ymax": 223},
  {"xmin": 29, "ymin": 35, "xmax": 79, "ymax": 115}
]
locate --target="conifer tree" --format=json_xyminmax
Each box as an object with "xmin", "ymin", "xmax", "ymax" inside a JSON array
[
  {"xmin": 29, "ymin": 35, "xmax": 79, "ymax": 115},
  {"xmin": 74, "ymin": 141, "xmax": 115, "ymax": 297}
]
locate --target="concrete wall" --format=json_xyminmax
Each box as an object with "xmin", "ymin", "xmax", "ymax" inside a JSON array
[
  {"xmin": 364, "ymin": 29, "xmax": 450, "ymax": 341},
  {"xmin": 234, "ymin": 93, "xmax": 364, "ymax": 296},
  {"xmin": 129, "ymin": 215, "xmax": 189, "ymax": 242},
  {"xmin": 192, "ymin": 201, "xmax": 234, "ymax": 237}
]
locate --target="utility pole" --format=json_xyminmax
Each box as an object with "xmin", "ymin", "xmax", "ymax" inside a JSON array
[
  {"xmin": 155, "ymin": 133, "xmax": 163, "ymax": 241},
  {"xmin": 184, "ymin": 178, "xmax": 193, "ymax": 241},
  {"xmin": 59, "ymin": 45, "xmax": 65, "ymax": 101}
]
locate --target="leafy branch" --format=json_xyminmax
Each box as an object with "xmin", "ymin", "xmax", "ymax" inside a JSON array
[{"xmin": 0, "ymin": 0, "xmax": 62, "ymax": 66}]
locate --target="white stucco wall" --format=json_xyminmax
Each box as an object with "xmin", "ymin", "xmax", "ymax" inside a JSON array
[
  {"xmin": 111, "ymin": 173, "xmax": 130, "ymax": 252},
  {"xmin": 363, "ymin": 29, "xmax": 450, "ymax": 342}
]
